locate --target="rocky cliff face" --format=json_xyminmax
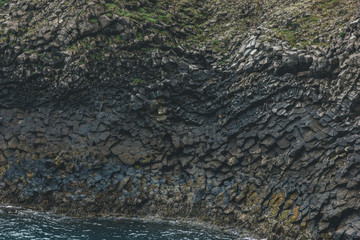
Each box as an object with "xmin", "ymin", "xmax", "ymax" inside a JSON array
[{"xmin": 1, "ymin": 0, "xmax": 360, "ymax": 239}]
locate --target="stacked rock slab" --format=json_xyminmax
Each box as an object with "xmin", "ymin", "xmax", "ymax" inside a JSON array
[{"xmin": 1, "ymin": 0, "xmax": 360, "ymax": 239}]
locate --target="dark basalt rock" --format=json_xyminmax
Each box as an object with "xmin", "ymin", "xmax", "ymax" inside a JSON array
[{"xmin": 1, "ymin": 0, "xmax": 360, "ymax": 239}]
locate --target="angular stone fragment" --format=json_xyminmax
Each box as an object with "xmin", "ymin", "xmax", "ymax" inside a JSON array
[
  {"xmin": 98, "ymin": 14, "xmax": 111, "ymax": 28},
  {"xmin": 7, "ymin": 137, "xmax": 19, "ymax": 149},
  {"xmin": 243, "ymin": 138, "xmax": 255, "ymax": 150},
  {"xmin": 227, "ymin": 157, "xmax": 237, "ymax": 166},
  {"xmin": 0, "ymin": 137, "xmax": 7, "ymax": 150},
  {"xmin": 277, "ymin": 138, "xmax": 290, "ymax": 149},
  {"xmin": 99, "ymin": 131, "xmax": 110, "ymax": 141},
  {"xmin": 261, "ymin": 136, "xmax": 276, "ymax": 147},
  {"xmin": 78, "ymin": 22, "xmax": 99, "ymax": 35}
]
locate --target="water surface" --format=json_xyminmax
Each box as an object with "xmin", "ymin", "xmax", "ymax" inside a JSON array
[{"xmin": 0, "ymin": 206, "xmax": 255, "ymax": 240}]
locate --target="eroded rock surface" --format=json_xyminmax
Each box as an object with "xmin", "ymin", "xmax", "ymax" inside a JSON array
[{"xmin": 1, "ymin": 0, "xmax": 360, "ymax": 239}]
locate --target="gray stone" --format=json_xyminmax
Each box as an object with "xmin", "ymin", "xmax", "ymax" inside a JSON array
[
  {"xmin": 29, "ymin": 53, "xmax": 38, "ymax": 62},
  {"xmin": 261, "ymin": 136, "xmax": 276, "ymax": 147},
  {"xmin": 78, "ymin": 22, "xmax": 100, "ymax": 35},
  {"xmin": 99, "ymin": 131, "xmax": 110, "ymax": 141},
  {"xmin": 99, "ymin": 14, "xmax": 111, "ymax": 28},
  {"xmin": 7, "ymin": 137, "xmax": 19, "ymax": 149},
  {"xmin": 277, "ymin": 138, "xmax": 290, "ymax": 149}
]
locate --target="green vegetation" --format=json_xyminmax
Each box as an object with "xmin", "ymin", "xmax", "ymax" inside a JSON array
[
  {"xmin": 117, "ymin": 0, "xmax": 353, "ymax": 50},
  {"xmin": 114, "ymin": 35, "xmax": 122, "ymax": 42},
  {"xmin": 317, "ymin": 0, "xmax": 342, "ymax": 8},
  {"xmin": 132, "ymin": 78, "xmax": 146, "ymax": 85},
  {"xmin": 274, "ymin": 29, "xmax": 298, "ymax": 47},
  {"xmin": 0, "ymin": 0, "xmax": 8, "ymax": 8},
  {"xmin": 24, "ymin": 49, "xmax": 36, "ymax": 53},
  {"xmin": 103, "ymin": 0, "xmax": 208, "ymax": 47},
  {"xmin": 105, "ymin": 2, "xmax": 133, "ymax": 17},
  {"xmin": 90, "ymin": 51, "xmax": 105, "ymax": 60},
  {"xmin": 89, "ymin": 18, "xmax": 98, "ymax": 23},
  {"xmin": 136, "ymin": 32, "xmax": 143, "ymax": 40},
  {"xmin": 5, "ymin": 0, "xmax": 357, "ymax": 69},
  {"xmin": 140, "ymin": 47, "xmax": 152, "ymax": 52},
  {"xmin": 104, "ymin": 0, "xmax": 176, "ymax": 25},
  {"xmin": 36, "ymin": 64, "xmax": 43, "ymax": 70},
  {"xmin": 266, "ymin": 0, "xmax": 358, "ymax": 47}
]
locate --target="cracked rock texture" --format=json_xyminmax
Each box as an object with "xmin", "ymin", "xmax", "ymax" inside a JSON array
[{"xmin": 1, "ymin": 0, "xmax": 360, "ymax": 239}]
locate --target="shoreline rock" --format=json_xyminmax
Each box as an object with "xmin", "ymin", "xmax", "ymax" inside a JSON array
[{"xmin": 1, "ymin": 1, "xmax": 360, "ymax": 239}]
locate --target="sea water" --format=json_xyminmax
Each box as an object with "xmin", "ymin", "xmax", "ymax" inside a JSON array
[{"xmin": 0, "ymin": 206, "xmax": 256, "ymax": 240}]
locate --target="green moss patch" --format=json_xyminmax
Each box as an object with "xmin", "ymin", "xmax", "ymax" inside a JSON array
[
  {"xmin": 266, "ymin": 0, "xmax": 358, "ymax": 47},
  {"xmin": 0, "ymin": 0, "xmax": 8, "ymax": 8}
]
